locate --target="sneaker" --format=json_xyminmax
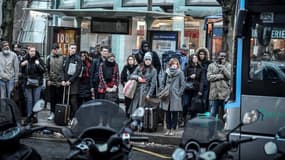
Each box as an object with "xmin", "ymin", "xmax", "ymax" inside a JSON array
[
  {"xmin": 48, "ymin": 112, "xmax": 55, "ymax": 121},
  {"xmin": 164, "ymin": 130, "xmax": 170, "ymax": 136},
  {"xmin": 169, "ymin": 130, "xmax": 174, "ymax": 136}
]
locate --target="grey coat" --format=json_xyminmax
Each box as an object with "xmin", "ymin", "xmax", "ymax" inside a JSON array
[
  {"xmin": 128, "ymin": 66, "xmax": 157, "ymax": 114},
  {"xmin": 160, "ymin": 69, "xmax": 185, "ymax": 112},
  {"xmin": 207, "ymin": 61, "xmax": 231, "ymax": 100}
]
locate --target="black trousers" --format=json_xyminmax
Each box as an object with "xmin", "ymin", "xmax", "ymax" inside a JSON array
[{"xmin": 49, "ymin": 85, "xmax": 63, "ymax": 113}]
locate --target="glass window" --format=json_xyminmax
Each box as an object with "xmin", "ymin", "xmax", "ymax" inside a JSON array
[
  {"xmin": 122, "ymin": 0, "xmax": 173, "ymax": 7},
  {"xmin": 249, "ymin": 24, "xmax": 285, "ymax": 81},
  {"xmin": 58, "ymin": 0, "xmax": 75, "ymax": 9},
  {"xmin": 82, "ymin": 0, "xmax": 113, "ymax": 8},
  {"xmin": 185, "ymin": 0, "xmax": 219, "ymax": 6}
]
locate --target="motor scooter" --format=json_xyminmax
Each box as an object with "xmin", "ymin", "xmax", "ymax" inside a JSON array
[
  {"xmin": 62, "ymin": 99, "xmax": 148, "ymax": 160},
  {"xmin": 172, "ymin": 109, "xmax": 261, "ymax": 160},
  {"xmin": 0, "ymin": 98, "xmax": 46, "ymax": 160}
]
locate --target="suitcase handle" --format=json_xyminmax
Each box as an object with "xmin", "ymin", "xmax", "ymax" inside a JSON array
[{"xmin": 62, "ymin": 86, "xmax": 71, "ymax": 105}]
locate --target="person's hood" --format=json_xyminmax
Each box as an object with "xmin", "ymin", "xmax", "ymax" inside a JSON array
[
  {"xmin": 196, "ymin": 47, "xmax": 210, "ymax": 61},
  {"xmin": 140, "ymin": 40, "xmax": 150, "ymax": 53}
]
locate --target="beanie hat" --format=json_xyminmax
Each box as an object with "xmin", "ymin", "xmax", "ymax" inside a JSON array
[{"xmin": 144, "ymin": 52, "xmax": 152, "ymax": 61}]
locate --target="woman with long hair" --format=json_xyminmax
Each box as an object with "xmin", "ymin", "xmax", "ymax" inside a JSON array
[{"xmin": 121, "ymin": 55, "xmax": 138, "ymax": 117}]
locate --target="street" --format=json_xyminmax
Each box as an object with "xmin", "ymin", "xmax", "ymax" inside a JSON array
[{"xmin": 21, "ymin": 137, "xmax": 175, "ymax": 160}]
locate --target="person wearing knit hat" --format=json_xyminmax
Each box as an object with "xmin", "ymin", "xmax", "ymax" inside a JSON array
[{"xmin": 144, "ymin": 51, "xmax": 152, "ymax": 61}]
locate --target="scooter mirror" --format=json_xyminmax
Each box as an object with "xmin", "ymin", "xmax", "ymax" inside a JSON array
[
  {"xmin": 277, "ymin": 127, "xmax": 285, "ymax": 138},
  {"xmin": 131, "ymin": 107, "xmax": 144, "ymax": 120},
  {"xmin": 32, "ymin": 99, "xmax": 45, "ymax": 113},
  {"xmin": 242, "ymin": 109, "xmax": 260, "ymax": 125},
  {"xmin": 172, "ymin": 148, "xmax": 186, "ymax": 160},
  {"xmin": 264, "ymin": 141, "xmax": 278, "ymax": 155}
]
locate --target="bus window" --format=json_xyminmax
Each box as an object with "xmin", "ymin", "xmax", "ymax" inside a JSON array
[{"xmin": 249, "ymin": 24, "xmax": 285, "ymax": 81}]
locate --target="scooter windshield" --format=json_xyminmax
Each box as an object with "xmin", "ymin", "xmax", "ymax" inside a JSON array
[
  {"xmin": 71, "ymin": 99, "xmax": 127, "ymax": 137},
  {"xmin": 0, "ymin": 99, "xmax": 19, "ymax": 131}
]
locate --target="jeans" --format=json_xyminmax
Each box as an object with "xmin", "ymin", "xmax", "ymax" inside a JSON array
[
  {"xmin": 25, "ymin": 86, "xmax": 42, "ymax": 116},
  {"xmin": 165, "ymin": 111, "xmax": 178, "ymax": 130},
  {"xmin": 0, "ymin": 79, "xmax": 14, "ymax": 98},
  {"xmin": 210, "ymin": 100, "xmax": 225, "ymax": 119}
]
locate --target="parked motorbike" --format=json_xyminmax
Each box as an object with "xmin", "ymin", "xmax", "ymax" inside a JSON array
[
  {"xmin": 264, "ymin": 127, "xmax": 285, "ymax": 160},
  {"xmin": 0, "ymin": 98, "xmax": 46, "ymax": 160},
  {"xmin": 62, "ymin": 99, "xmax": 148, "ymax": 160},
  {"xmin": 172, "ymin": 109, "xmax": 261, "ymax": 160}
]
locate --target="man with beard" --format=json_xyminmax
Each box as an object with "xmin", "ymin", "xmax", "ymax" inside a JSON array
[{"xmin": 0, "ymin": 41, "xmax": 19, "ymax": 98}]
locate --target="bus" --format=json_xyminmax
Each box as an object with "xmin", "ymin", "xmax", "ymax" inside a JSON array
[{"xmin": 225, "ymin": 0, "xmax": 285, "ymax": 159}]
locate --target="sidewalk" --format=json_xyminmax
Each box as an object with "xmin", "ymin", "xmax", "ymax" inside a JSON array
[{"xmin": 34, "ymin": 103, "xmax": 183, "ymax": 146}]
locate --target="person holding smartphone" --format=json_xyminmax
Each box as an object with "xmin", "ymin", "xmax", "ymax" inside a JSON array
[{"xmin": 207, "ymin": 51, "xmax": 231, "ymax": 120}]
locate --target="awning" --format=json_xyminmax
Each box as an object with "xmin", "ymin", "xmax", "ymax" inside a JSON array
[{"xmin": 22, "ymin": 8, "xmax": 184, "ymax": 19}]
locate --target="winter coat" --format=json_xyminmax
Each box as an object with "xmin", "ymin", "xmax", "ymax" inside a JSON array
[
  {"xmin": 79, "ymin": 59, "xmax": 92, "ymax": 98},
  {"xmin": 207, "ymin": 61, "xmax": 231, "ymax": 100},
  {"xmin": 196, "ymin": 47, "xmax": 211, "ymax": 90},
  {"xmin": 128, "ymin": 65, "xmax": 157, "ymax": 114},
  {"xmin": 184, "ymin": 62, "xmax": 203, "ymax": 93},
  {"xmin": 21, "ymin": 55, "xmax": 46, "ymax": 87},
  {"xmin": 97, "ymin": 61, "xmax": 119, "ymax": 94},
  {"xmin": 62, "ymin": 54, "xmax": 83, "ymax": 95},
  {"xmin": 0, "ymin": 50, "xmax": 19, "ymax": 81},
  {"xmin": 160, "ymin": 68, "xmax": 185, "ymax": 112},
  {"xmin": 46, "ymin": 53, "xmax": 64, "ymax": 83},
  {"xmin": 120, "ymin": 64, "xmax": 137, "ymax": 86}
]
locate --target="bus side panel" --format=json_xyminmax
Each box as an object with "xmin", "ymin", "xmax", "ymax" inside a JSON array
[
  {"xmin": 241, "ymin": 95, "xmax": 285, "ymax": 135},
  {"xmin": 230, "ymin": 134, "xmax": 277, "ymax": 160}
]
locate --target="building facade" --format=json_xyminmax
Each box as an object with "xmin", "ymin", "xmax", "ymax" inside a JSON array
[{"xmin": 17, "ymin": 0, "xmax": 222, "ymax": 69}]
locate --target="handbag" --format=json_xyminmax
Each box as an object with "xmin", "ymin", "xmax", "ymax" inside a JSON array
[
  {"xmin": 123, "ymin": 80, "xmax": 137, "ymax": 99},
  {"xmin": 185, "ymin": 81, "xmax": 195, "ymax": 91},
  {"xmin": 26, "ymin": 78, "xmax": 39, "ymax": 88},
  {"xmin": 157, "ymin": 86, "xmax": 169, "ymax": 100},
  {"xmin": 145, "ymin": 97, "xmax": 161, "ymax": 106},
  {"xmin": 191, "ymin": 95, "xmax": 204, "ymax": 113}
]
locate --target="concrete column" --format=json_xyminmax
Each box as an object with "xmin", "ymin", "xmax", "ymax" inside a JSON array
[{"xmin": 173, "ymin": 0, "xmax": 185, "ymax": 47}]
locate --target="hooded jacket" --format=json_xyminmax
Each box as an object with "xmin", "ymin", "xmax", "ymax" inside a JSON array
[
  {"xmin": 0, "ymin": 50, "xmax": 19, "ymax": 81},
  {"xmin": 133, "ymin": 40, "xmax": 161, "ymax": 73}
]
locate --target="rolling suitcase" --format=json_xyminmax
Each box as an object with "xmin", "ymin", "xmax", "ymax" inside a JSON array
[
  {"xmin": 143, "ymin": 106, "xmax": 158, "ymax": 132},
  {"xmin": 54, "ymin": 86, "xmax": 70, "ymax": 126}
]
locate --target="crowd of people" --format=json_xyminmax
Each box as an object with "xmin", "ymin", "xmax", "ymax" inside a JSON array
[{"xmin": 0, "ymin": 40, "xmax": 231, "ymax": 136}]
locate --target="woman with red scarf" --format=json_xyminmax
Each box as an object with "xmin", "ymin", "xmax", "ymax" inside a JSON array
[
  {"xmin": 78, "ymin": 51, "xmax": 92, "ymax": 106},
  {"xmin": 97, "ymin": 53, "xmax": 119, "ymax": 103}
]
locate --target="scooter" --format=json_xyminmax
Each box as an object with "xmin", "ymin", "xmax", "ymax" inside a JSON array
[
  {"xmin": 0, "ymin": 98, "xmax": 46, "ymax": 160},
  {"xmin": 172, "ymin": 109, "xmax": 261, "ymax": 160},
  {"xmin": 62, "ymin": 99, "xmax": 148, "ymax": 160},
  {"xmin": 264, "ymin": 127, "xmax": 285, "ymax": 160}
]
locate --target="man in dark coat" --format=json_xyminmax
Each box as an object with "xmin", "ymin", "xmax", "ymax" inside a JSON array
[{"xmin": 62, "ymin": 44, "xmax": 83, "ymax": 119}]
